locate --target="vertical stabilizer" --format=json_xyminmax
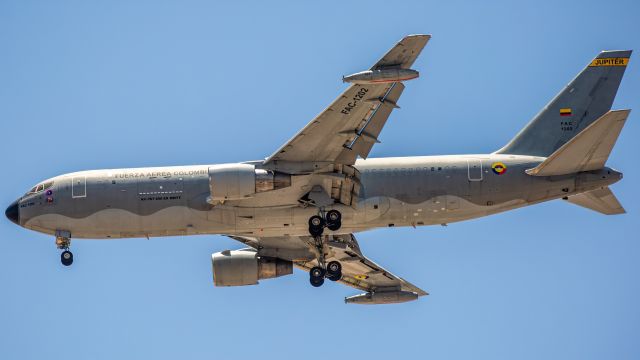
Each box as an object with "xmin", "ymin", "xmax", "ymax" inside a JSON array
[{"xmin": 497, "ymin": 50, "xmax": 631, "ymax": 157}]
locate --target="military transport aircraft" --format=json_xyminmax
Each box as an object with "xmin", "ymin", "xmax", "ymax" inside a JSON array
[{"xmin": 5, "ymin": 35, "xmax": 631, "ymax": 304}]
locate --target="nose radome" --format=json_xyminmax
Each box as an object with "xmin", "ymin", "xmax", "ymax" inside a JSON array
[{"xmin": 5, "ymin": 199, "xmax": 19, "ymax": 225}]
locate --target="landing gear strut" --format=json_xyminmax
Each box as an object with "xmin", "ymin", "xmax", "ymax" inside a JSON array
[{"xmin": 56, "ymin": 236, "xmax": 73, "ymax": 266}]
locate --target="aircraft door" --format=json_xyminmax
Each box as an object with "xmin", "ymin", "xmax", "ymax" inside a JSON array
[
  {"xmin": 72, "ymin": 176, "xmax": 86, "ymax": 198},
  {"xmin": 467, "ymin": 159, "xmax": 483, "ymax": 181},
  {"xmin": 466, "ymin": 159, "xmax": 484, "ymax": 197}
]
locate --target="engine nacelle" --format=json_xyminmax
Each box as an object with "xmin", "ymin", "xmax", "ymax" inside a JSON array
[
  {"xmin": 342, "ymin": 68, "xmax": 419, "ymax": 84},
  {"xmin": 208, "ymin": 164, "xmax": 291, "ymax": 201},
  {"xmin": 211, "ymin": 249, "xmax": 293, "ymax": 286}
]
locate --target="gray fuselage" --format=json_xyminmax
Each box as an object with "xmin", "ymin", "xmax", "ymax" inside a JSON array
[{"xmin": 13, "ymin": 154, "xmax": 621, "ymax": 240}]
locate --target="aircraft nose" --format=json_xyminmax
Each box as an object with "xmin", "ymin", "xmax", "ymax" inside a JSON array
[{"xmin": 5, "ymin": 199, "xmax": 19, "ymax": 225}]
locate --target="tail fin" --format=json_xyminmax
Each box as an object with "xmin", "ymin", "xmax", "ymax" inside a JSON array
[
  {"xmin": 526, "ymin": 110, "xmax": 630, "ymax": 176},
  {"xmin": 565, "ymin": 187, "xmax": 625, "ymax": 215},
  {"xmin": 497, "ymin": 50, "xmax": 631, "ymax": 157}
]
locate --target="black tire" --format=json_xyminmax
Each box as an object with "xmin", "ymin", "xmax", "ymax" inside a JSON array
[
  {"xmin": 327, "ymin": 261, "xmax": 341, "ymax": 274},
  {"xmin": 310, "ymin": 266, "xmax": 326, "ymax": 278},
  {"xmin": 61, "ymin": 250, "xmax": 73, "ymax": 266},
  {"xmin": 326, "ymin": 220, "xmax": 341, "ymax": 231},
  {"xmin": 326, "ymin": 261, "xmax": 342, "ymax": 281},
  {"xmin": 326, "ymin": 210, "xmax": 342, "ymax": 231},
  {"xmin": 308, "ymin": 215, "xmax": 325, "ymax": 237},
  {"xmin": 326, "ymin": 210, "xmax": 342, "ymax": 223},
  {"xmin": 310, "ymin": 276, "xmax": 324, "ymax": 287},
  {"xmin": 309, "ymin": 225, "xmax": 324, "ymax": 237},
  {"xmin": 309, "ymin": 215, "xmax": 325, "ymax": 228}
]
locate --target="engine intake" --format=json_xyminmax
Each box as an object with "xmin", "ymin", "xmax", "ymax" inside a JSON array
[
  {"xmin": 208, "ymin": 164, "xmax": 291, "ymax": 202},
  {"xmin": 212, "ymin": 249, "xmax": 293, "ymax": 286}
]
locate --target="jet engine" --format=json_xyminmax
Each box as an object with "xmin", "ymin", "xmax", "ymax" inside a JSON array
[
  {"xmin": 208, "ymin": 164, "xmax": 291, "ymax": 202},
  {"xmin": 211, "ymin": 249, "xmax": 293, "ymax": 286}
]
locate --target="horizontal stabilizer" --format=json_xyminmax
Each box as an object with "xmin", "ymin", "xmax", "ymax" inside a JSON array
[
  {"xmin": 526, "ymin": 110, "xmax": 630, "ymax": 176},
  {"xmin": 566, "ymin": 187, "xmax": 625, "ymax": 215}
]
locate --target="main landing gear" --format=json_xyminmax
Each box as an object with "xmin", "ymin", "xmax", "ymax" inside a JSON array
[
  {"xmin": 55, "ymin": 235, "xmax": 73, "ymax": 266},
  {"xmin": 307, "ymin": 209, "xmax": 342, "ymax": 237},
  {"xmin": 307, "ymin": 209, "xmax": 343, "ymax": 287},
  {"xmin": 309, "ymin": 261, "xmax": 342, "ymax": 287}
]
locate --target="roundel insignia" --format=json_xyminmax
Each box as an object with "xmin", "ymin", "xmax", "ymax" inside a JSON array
[
  {"xmin": 491, "ymin": 162, "xmax": 507, "ymax": 175},
  {"xmin": 354, "ymin": 275, "xmax": 369, "ymax": 280}
]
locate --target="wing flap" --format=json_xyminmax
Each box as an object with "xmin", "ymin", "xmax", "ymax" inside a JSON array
[
  {"xmin": 335, "ymin": 82, "xmax": 405, "ymax": 164},
  {"xmin": 296, "ymin": 234, "xmax": 428, "ymax": 296},
  {"xmin": 263, "ymin": 35, "xmax": 429, "ymax": 168},
  {"xmin": 226, "ymin": 234, "xmax": 428, "ymax": 298}
]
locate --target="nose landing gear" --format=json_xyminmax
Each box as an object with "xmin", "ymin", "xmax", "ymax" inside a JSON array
[
  {"xmin": 55, "ymin": 233, "xmax": 73, "ymax": 266},
  {"xmin": 61, "ymin": 250, "xmax": 73, "ymax": 266}
]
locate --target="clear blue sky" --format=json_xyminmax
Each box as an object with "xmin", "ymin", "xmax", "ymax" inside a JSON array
[{"xmin": 1, "ymin": 1, "xmax": 639, "ymax": 359}]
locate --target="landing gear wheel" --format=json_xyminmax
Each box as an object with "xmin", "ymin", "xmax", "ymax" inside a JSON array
[
  {"xmin": 308, "ymin": 215, "xmax": 325, "ymax": 237},
  {"xmin": 326, "ymin": 220, "xmax": 342, "ymax": 231},
  {"xmin": 61, "ymin": 250, "xmax": 73, "ymax": 266},
  {"xmin": 326, "ymin": 210, "xmax": 342, "ymax": 231},
  {"xmin": 310, "ymin": 266, "xmax": 325, "ymax": 278},
  {"xmin": 310, "ymin": 276, "xmax": 325, "ymax": 287},
  {"xmin": 309, "ymin": 266, "xmax": 326, "ymax": 287},
  {"xmin": 326, "ymin": 261, "xmax": 342, "ymax": 281}
]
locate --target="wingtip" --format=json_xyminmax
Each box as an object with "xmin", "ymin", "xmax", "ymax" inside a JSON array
[{"xmin": 405, "ymin": 34, "xmax": 432, "ymax": 39}]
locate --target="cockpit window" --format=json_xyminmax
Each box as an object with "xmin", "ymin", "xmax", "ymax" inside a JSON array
[{"xmin": 26, "ymin": 181, "xmax": 54, "ymax": 195}]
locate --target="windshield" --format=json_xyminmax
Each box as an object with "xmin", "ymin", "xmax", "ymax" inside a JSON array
[{"xmin": 26, "ymin": 180, "xmax": 54, "ymax": 195}]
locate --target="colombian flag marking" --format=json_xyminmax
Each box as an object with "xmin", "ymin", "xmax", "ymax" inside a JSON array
[
  {"xmin": 492, "ymin": 162, "xmax": 507, "ymax": 175},
  {"xmin": 560, "ymin": 108, "xmax": 572, "ymax": 117}
]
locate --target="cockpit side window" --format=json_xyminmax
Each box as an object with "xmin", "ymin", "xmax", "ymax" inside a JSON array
[{"xmin": 26, "ymin": 181, "xmax": 54, "ymax": 195}]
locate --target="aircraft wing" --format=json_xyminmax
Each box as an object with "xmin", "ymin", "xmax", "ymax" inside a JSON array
[
  {"xmin": 263, "ymin": 35, "xmax": 430, "ymax": 167},
  {"xmin": 225, "ymin": 233, "xmax": 428, "ymax": 300}
]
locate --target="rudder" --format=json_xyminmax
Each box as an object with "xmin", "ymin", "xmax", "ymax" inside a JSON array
[{"xmin": 497, "ymin": 50, "xmax": 631, "ymax": 157}]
